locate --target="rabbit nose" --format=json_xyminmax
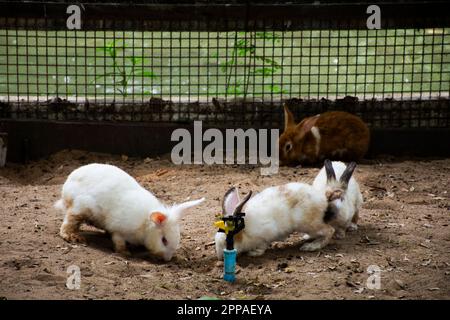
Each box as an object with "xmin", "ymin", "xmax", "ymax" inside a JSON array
[
  {"xmin": 163, "ymin": 252, "xmax": 173, "ymax": 261},
  {"xmin": 326, "ymin": 189, "xmax": 343, "ymax": 201}
]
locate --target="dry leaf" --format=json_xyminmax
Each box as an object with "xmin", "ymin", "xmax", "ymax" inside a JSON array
[
  {"xmin": 156, "ymin": 169, "xmax": 169, "ymax": 176},
  {"xmin": 346, "ymin": 280, "xmax": 357, "ymax": 287},
  {"xmin": 284, "ymin": 267, "xmax": 295, "ymax": 273},
  {"xmin": 205, "ymin": 241, "xmax": 215, "ymax": 247},
  {"xmin": 395, "ymin": 279, "xmax": 406, "ymax": 290},
  {"xmin": 354, "ymin": 287, "xmax": 364, "ymax": 294}
]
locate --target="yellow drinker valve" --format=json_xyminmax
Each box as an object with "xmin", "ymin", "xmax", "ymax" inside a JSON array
[
  {"xmin": 214, "ymin": 220, "xmax": 225, "ymax": 230},
  {"xmin": 214, "ymin": 220, "xmax": 235, "ymax": 234}
]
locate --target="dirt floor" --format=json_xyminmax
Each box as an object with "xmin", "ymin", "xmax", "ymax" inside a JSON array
[{"xmin": 0, "ymin": 150, "xmax": 449, "ymax": 300}]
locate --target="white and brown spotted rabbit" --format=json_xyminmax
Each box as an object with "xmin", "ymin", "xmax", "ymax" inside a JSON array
[
  {"xmin": 313, "ymin": 160, "xmax": 363, "ymax": 239},
  {"xmin": 214, "ymin": 184, "xmax": 336, "ymax": 259}
]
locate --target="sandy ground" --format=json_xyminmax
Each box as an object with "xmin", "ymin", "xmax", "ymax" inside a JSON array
[{"xmin": 0, "ymin": 150, "xmax": 449, "ymax": 300}]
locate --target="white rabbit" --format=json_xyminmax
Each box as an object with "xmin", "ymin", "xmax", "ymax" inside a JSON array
[
  {"xmin": 214, "ymin": 184, "xmax": 335, "ymax": 260},
  {"xmin": 312, "ymin": 160, "xmax": 363, "ymax": 239},
  {"xmin": 55, "ymin": 163, "xmax": 204, "ymax": 261}
]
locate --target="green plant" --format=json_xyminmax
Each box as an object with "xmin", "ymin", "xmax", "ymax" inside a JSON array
[
  {"xmin": 218, "ymin": 31, "xmax": 287, "ymax": 97},
  {"xmin": 94, "ymin": 39, "xmax": 157, "ymax": 97}
]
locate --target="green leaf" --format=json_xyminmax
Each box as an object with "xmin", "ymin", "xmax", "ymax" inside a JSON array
[
  {"xmin": 255, "ymin": 56, "xmax": 281, "ymax": 68},
  {"xmin": 267, "ymin": 85, "xmax": 288, "ymax": 94},
  {"xmin": 238, "ymin": 47, "xmax": 255, "ymax": 56},
  {"xmin": 255, "ymin": 32, "xmax": 281, "ymax": 42},
  {"xmin": 253, "ymin": 67, "xmax": 275, "ymax": 76},
  {"xmin": 226, "ymin": 84, "xmax": 244, "ymax": 95},
  {"xmin": 235, "ymin": 39, "xmax": 248, "ymax": 48},
  {"xmin": 108, "ymin": 47, "xmax": 117, "ymax": 59},
  {"xmin": 127, "ymin": 56, "xmax": 142, "ymax": 65},
  {"xmin": 142, "ymin": 71, "xmax": 157, "ymax": 78},
  {"xmin": 234, "ymin": 39, "xmax": 255, "ymax": 56},
  {"xmin": 133, "ymin": 69, "xmax": 158, "ymax": 78},
  {"xmin": 96, "ymin": 47, "xmax": 108, "ymax": 53}
]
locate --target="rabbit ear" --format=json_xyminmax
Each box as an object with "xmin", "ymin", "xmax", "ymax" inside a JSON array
[
  {"xmin": 324, "ymin": 159, "xmax": 336, "ymax": 182},
  {"xmin": 284, "ymin": 104, "xmax": 295, "ymax": 131},
  {"xmin": 150, "ymin": 211, "xmax": 168, "ymax": 226},
  {"xmin": 171, "ymin": 198, "xmax": 205, "ymax": 220},
  {"xmin": 233, "ymin": 190, "xmax": 252, "ymax": 216},
  {"xmin": 296, "ymin": 115, "xmax": 319, "ymax": 138},
  {"xmin": 223, "ymin": 187, "xmax": 240, "ymax": 216},
  {"xmin": 340, "ymin": 162, "xmax": 357, "ymax": 188}
]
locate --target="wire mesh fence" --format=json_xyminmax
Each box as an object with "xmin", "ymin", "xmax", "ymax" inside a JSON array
[{"xmin": 0, "ymin": 1, "xmax": 449, "ymax": 128}]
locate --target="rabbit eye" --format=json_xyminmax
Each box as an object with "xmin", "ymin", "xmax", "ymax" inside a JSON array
[
  {"xmin": 162, "ymin": 237, "xmax": 168, "ymax": 246},
  {"xmin": 285, "ymin": 142, "xmax": 293, "ymax": 153}
]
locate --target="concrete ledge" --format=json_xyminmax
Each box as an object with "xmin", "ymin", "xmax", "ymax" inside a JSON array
[{"xmin": 1, "ymin": 119, "xmax": 449, "ymax": 163}]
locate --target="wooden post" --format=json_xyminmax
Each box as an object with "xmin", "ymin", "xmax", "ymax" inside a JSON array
[{"xmin": 0, "ymin": 132, "xmax": 7, "ymax": 167}]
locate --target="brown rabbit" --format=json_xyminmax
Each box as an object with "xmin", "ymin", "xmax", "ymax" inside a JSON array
[{"xmin": 279, "ymin": 104, "xmax": 370, "ymax": 166}]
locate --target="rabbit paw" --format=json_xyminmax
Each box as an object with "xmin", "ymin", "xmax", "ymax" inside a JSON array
[
  {"xmin": 112, "ymin": 233, "xmax": 130, "ymax": 256},
  {"xmin": 347, "ymin": 223, "xmax": 358, "ymax": 231},
  {"xmin": 300, "ymin": 241, "xmax": 323, "ymax": 252},
  {"xmin": 114, "ymin": 249, "xmax": 132, "ymax": 257},
  {"xmin": 61, "ymin": 231, "xmax": 86, "ymax": 244},
  {"xmin": 247, "ymin": 248, "xmax": 266, "ymax": 257},
  {"xmin": 333, "ymin": 229, "xmax": 346, "ymax": 239},
  {"xmin": 301, "ymin": 234, "xmax": 311, "ymax": 241}
]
